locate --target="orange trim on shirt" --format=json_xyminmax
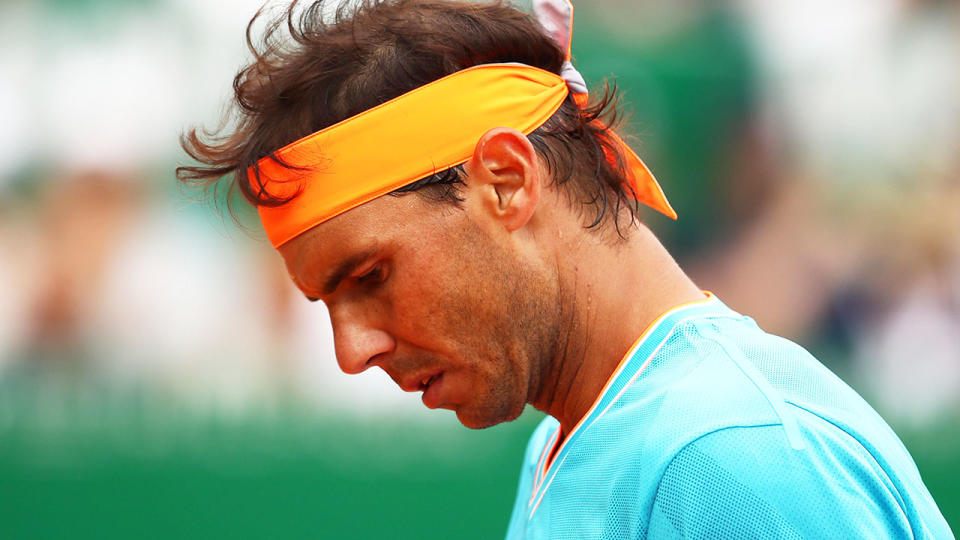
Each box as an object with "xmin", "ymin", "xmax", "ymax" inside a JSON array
[
  {"xmin": 529, "ymin": 427, "xmax": 562, "ymax": 507},
  {"xmin": 534, "ymin": 292, "xmax": 715, "ymax": 482}
]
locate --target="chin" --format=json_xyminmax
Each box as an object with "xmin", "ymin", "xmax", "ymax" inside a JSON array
[
  {"xmin": 456, "ymin": 414, "xmax": 502, "ymax": 430},
  {"xmin": 455, "ymin": 403, "xmax": 524, "ymax": 430}
]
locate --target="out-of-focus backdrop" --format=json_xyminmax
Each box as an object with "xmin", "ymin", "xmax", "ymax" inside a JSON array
[{"xmin": 1, "ymin": 0, "xmax": 958, "ymax": 537}]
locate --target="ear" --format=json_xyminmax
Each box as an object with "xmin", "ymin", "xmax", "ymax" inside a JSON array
[{"xmin": 463, "ymin": 127, "xmax": 542, "ymax": 232}]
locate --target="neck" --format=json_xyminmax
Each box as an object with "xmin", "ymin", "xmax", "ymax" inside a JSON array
[{"xmin": 530, "ymin": 223, "xmax": 704, "ymax": 435}]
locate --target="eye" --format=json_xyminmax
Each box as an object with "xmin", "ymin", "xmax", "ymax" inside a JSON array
[{"xmin": 356, "ymin": 264, "xmax": 385, "ymax": 287}]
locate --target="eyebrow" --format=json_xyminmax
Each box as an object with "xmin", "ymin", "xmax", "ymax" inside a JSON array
[{"xmin": 319, "ymin": 247, "xmax": 379, "ymax": 297}]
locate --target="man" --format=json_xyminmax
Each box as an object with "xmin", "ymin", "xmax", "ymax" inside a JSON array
[{"xmin": 178, "ymin": 0, "xmax": 953, "ymax": 537}]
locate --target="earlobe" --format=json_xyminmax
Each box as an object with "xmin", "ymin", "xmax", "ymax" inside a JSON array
[{"xmin": 466, "ymin": 127, "xmax": 541, "ymax": 232}]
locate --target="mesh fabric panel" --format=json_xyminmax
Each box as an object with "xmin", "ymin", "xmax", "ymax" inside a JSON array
[{"xmin": 505, "ymin": 297, "xmax": 953, "ymax": 539}]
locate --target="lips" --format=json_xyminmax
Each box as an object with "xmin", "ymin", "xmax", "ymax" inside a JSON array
[
  {"xmin": 399, "ymin": 370, "xmax": 443, "ymax": 393},
  {"xmin": 420, "ymin": 373, "xmax": 440, "ymax": 389},
  {"xmin": 421, "ymin": 372, "xmax": 445, "ymax": 409}
]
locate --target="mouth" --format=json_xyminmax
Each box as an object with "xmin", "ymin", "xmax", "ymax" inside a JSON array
[
  {"xmin": 418, "ymin": 372, "xmax": 441, "ymax": 391},
  {"xmin": 420, "ymin": 371, "xmax": 445, "ymax": 409},
  {"xmin": 399, "ymin": 370, "xmax": 443, "ymax": 393}
]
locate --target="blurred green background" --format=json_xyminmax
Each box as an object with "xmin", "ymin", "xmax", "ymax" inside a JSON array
[
  {"xmin": 1, "ymin": 372, "xmax": 958, "ymax": 538},
  {"xmin": 1, "ymin": 0, "xmax": 958, "ymax": 537},
  {"xmin": 0, "ymin": 371, "xmax": 541, "ymax": 539}
]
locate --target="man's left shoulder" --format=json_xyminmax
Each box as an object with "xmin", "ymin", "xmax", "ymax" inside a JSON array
[{"xmin": 645, "ymin": 422, "xmax": 951, "ymax": 539}]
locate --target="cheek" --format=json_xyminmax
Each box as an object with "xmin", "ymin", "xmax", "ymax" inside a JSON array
[
  {"xmin": 389, "ymin": 215, "xmax": 516, "ymax": 350},
  {"xmin": 390, "ymin": 268, "xmax": 474, "ymax": 343},
  {"xmin": 388, "ymin": 255, "xmax": 497, "ymax": 352}
]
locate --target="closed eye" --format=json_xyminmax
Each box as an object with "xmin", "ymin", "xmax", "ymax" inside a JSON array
[{"xmin": 356, "ymin": 264, "xmax": 385, "ymax": 287}]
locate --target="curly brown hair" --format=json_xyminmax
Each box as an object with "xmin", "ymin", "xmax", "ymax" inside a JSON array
[{"xmin": 177, "ymin": 0, "xmax": 642, "ymax": 232}]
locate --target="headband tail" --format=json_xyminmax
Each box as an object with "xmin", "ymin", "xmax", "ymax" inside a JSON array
[
  {"xmin": 610, "ymin": 132, "xmax": 678, "ymax": 220},
  {"xmin": 535, "ymin": 0, "xmax": 677, "ymax": 220}
]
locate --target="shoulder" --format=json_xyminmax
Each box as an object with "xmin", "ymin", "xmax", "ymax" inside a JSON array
[{"xmin": 646, "ymin": 423, "xmax": 914, "ymax": 539}]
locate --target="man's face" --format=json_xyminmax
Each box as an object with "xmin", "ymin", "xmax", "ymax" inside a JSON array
[{"xmin": 279, "ymin": 193, "xmax": 560, "ymax": 429}]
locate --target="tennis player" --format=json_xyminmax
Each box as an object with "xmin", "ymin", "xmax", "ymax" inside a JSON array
[{"xmin": 178, "ymin": 0, "xmax": 953, "ymax": 537}]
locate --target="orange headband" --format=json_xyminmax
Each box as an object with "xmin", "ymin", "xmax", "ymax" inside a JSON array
[{"xmin": 251, "ymin": 63, "xmax": 676, "ymax": 248}]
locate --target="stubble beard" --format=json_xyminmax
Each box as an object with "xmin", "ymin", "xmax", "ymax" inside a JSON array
[
  {"xmin": 525, "ymin": 258, "xmax": 588, "ymax": 420},
  {"xmin": 455, "ymin": 249, "xmax": 561, "ymax": 430}
]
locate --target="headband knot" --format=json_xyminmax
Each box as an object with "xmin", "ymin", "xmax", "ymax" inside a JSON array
[{"xmin": 560, "ymin": 61, "xmax": 588, "ymax": 95}]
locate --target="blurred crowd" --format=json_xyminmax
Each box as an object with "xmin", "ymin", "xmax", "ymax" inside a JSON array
[{"xmin": 0, "ymin": 0, "xmax": 958, "ymax": 424}]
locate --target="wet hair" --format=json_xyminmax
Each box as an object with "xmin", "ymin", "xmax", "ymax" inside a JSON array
[{"xmin": 177, "ymin": 0, "xmax": 641, "ymax": 233}]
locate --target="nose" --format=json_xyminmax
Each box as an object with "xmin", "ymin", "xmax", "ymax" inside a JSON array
[{"xmin": 329, "ymin": 305, "xmax": 396, "ymax": 375}]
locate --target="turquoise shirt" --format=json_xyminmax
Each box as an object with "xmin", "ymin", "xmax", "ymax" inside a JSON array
[{"xmin": 506, "ymin": 295, "xmax": 953, "ymax": 539}]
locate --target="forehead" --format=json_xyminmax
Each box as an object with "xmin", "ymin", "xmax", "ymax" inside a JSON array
[
  {"xmin": 279, "ymin": 196, "xmax": 395, "ymax": 263},
  {"xmin": 276, "ymin": 194, "xmax": 455, "ymax": 289}
]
